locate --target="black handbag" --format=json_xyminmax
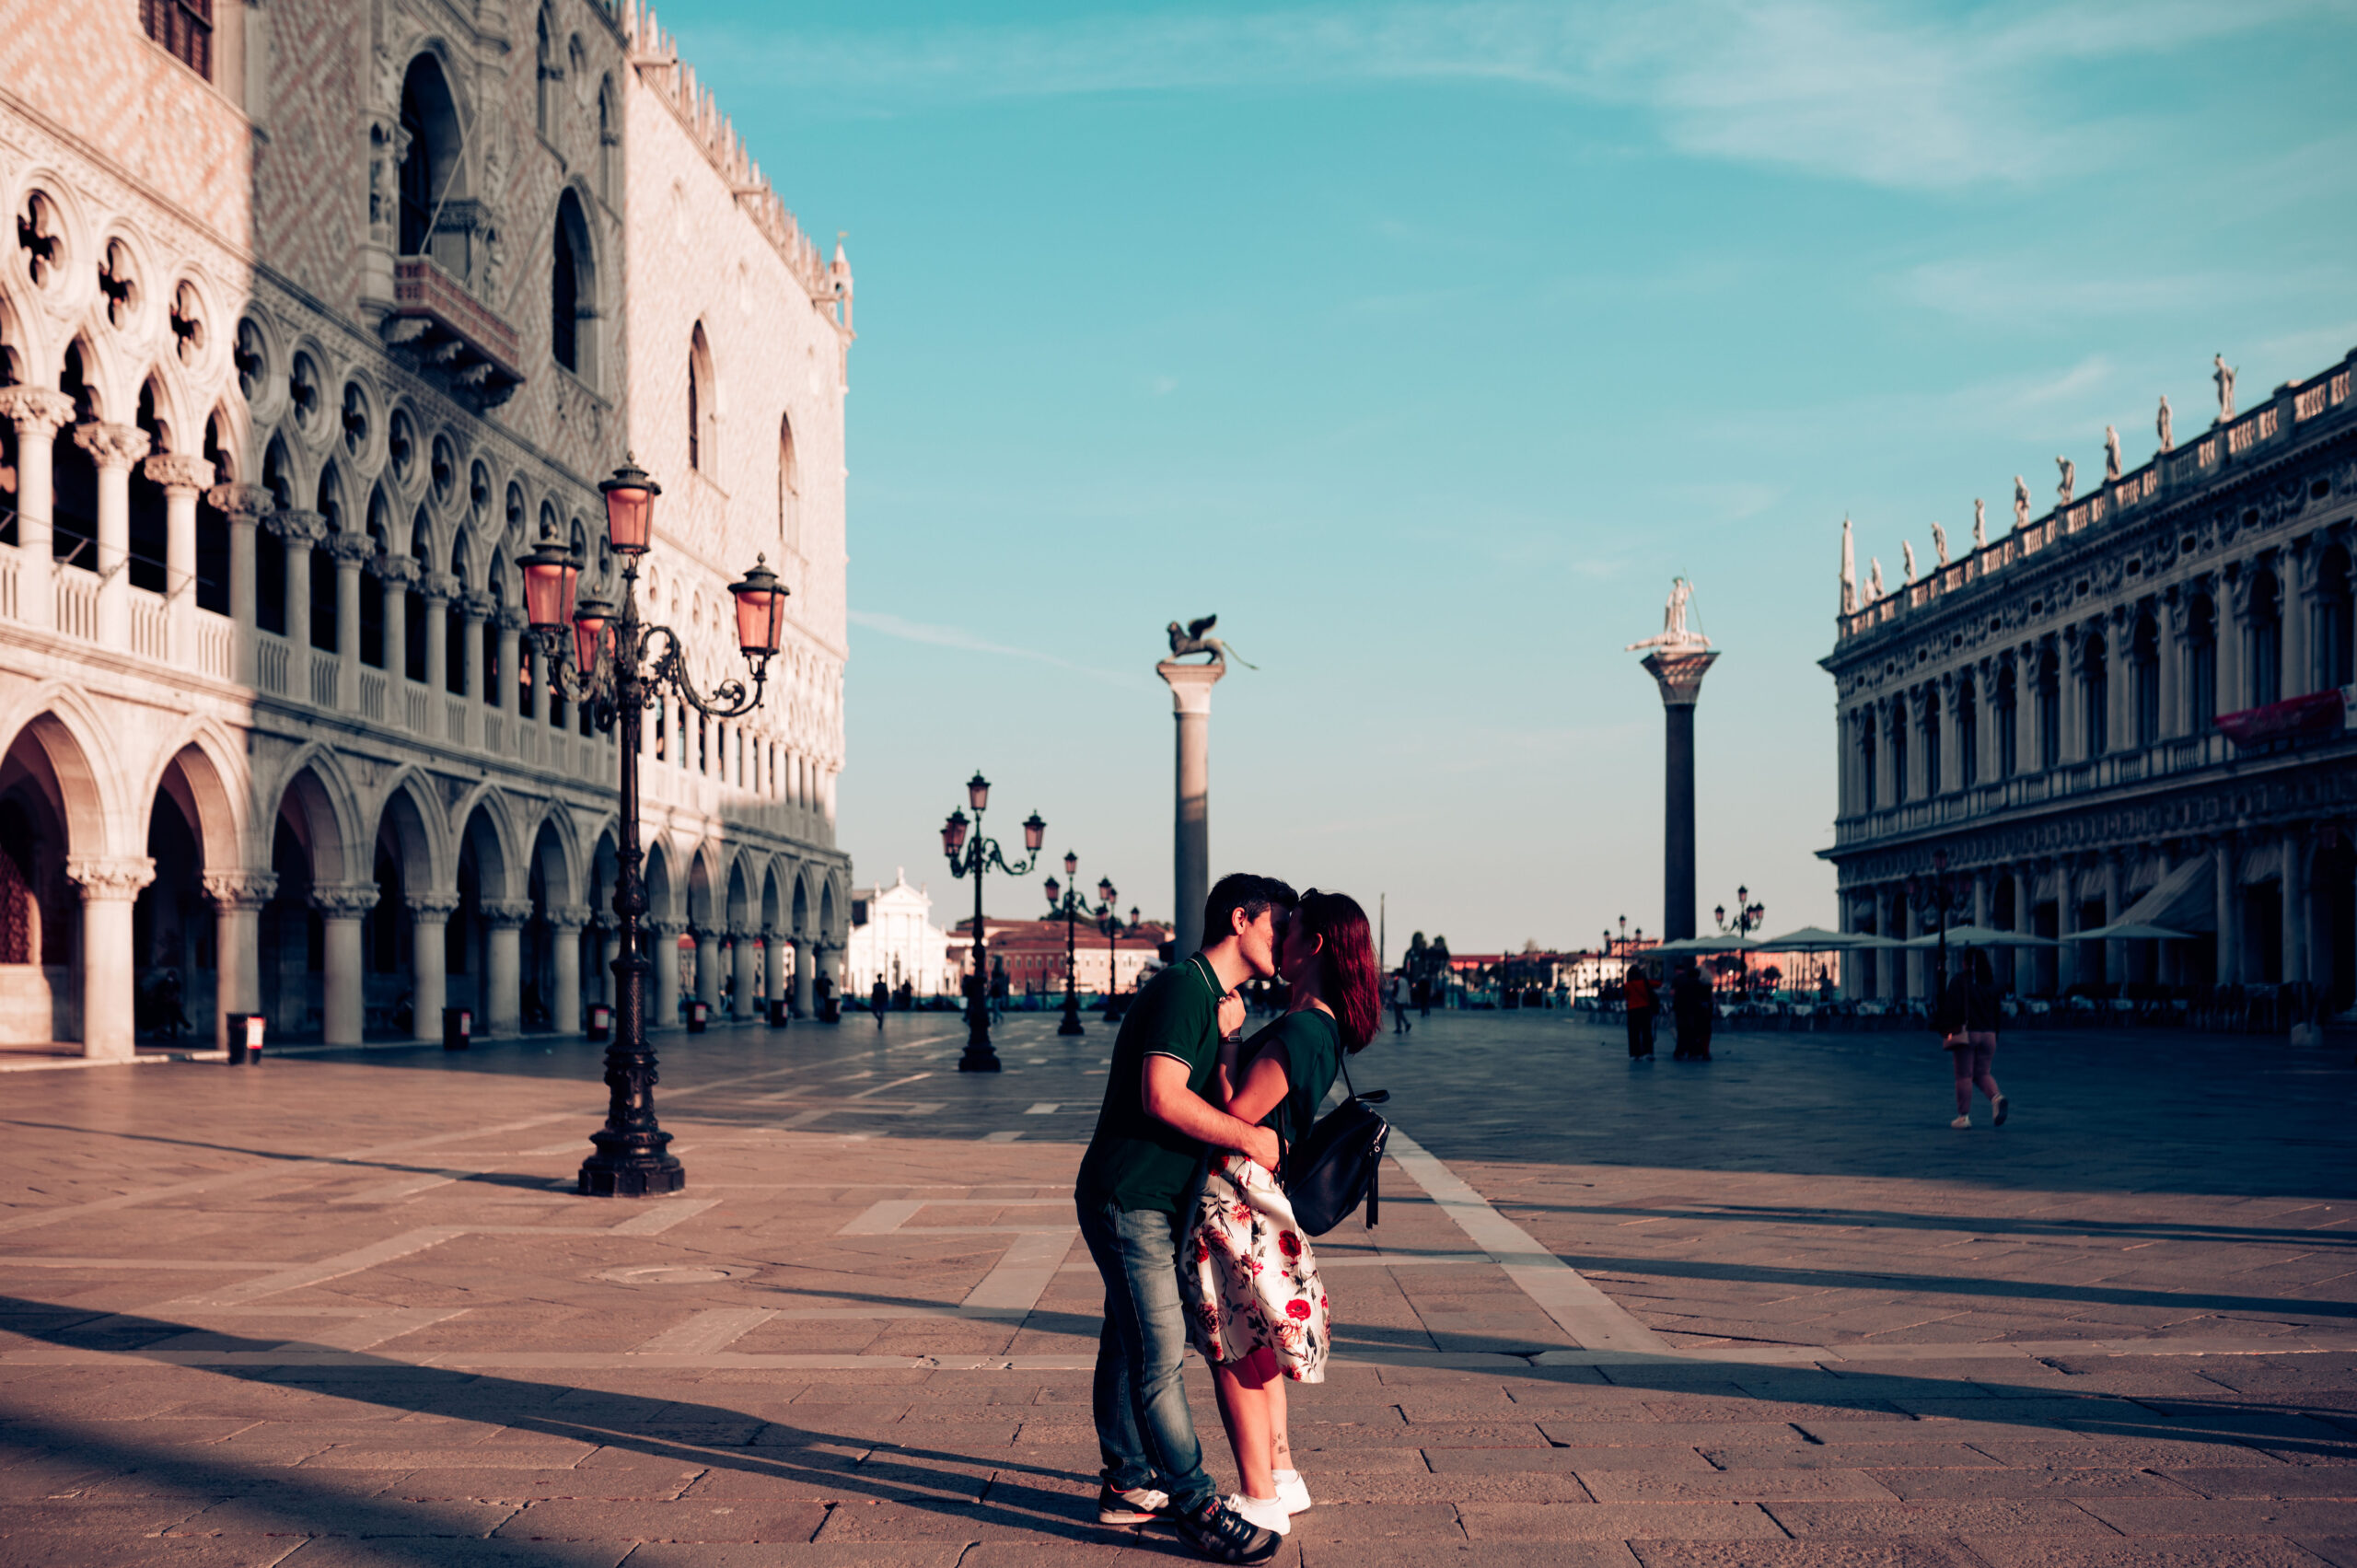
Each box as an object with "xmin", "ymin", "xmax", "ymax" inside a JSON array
[{"xmin": 1281, "ymin": 1060, "xmax": 1389, "ymax": 1236}]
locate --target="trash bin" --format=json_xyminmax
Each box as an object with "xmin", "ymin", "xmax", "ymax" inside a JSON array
[
  {"xmin": 768, "ymin": 999, "xmax": 790, "ymax": 1028},
  {"xmin": 443, "ymin": 1006, "xmax": 472, "ymax": 1051},
  {"xmin": 586, "ymin": 1004, "xmax": 611, "ymax": 1043},
  {"xmin": 225, "ymin": 1013, "xmax": 265, "ymax": 1065},
  {"xmin": 687, "ymin": 1000, "xmax": 709, "ymax": 1034}
]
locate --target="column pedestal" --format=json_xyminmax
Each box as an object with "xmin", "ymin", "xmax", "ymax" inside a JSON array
[{"xmin": 1156, "ymin": 658, "xmax": 1226, "ymax": 959}]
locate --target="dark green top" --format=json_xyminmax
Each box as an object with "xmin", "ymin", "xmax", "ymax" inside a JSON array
[
  {"xmin": 1239, "ymin": 1007, "xmax": 1345, "ymax": 1152},
  {"xmin": 1074, "ymin": 954, "xmax": 1225, "ymax": 1216}
]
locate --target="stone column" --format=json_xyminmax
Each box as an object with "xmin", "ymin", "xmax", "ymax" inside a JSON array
[
  {"xmin": 1157, "ymin": 657, "xmax": 1228, "ymax": 958},
  {"xmin": 422, "ymin": 572, "xmax": 455, "ymax": 721},
  {"xmin": 2060, "ymin": 631, "xmax": 2086, "ymax": 764},
  {"xmin": 2055, "ymin": 860, "xmax": 2081, "ymax": 993},
  {"xmin": 2214, "ymin": 835, "xmax": 2242, "ymax": 985},
  {"xmin": 1640, "ymin": 647, "xmax": 1720, "ymax": 943},
  {"xmin": 480, "ymin": 898, "xmax": 530, "ymax": 1035},
  {"xmin": 1876, "ymin": 886, "xmax": 1898, "ymax": 1000},
  {"xmin": 1937, "ymin": 673, "xmax": 1961, "ymax": 795},
  {"xmin": 550, "ymin": 904, "xmax": 590, "ymax": 1034},
  {"xmin": 2103, "ymin": 854, "xmax": 2126, "ymax": 990},
  {"xmin": 378, "ymin": 556, "xmax": 416, "ymax": 723},
  {"xmin": 794, "ymin": 935, "xmax": 815, "ymax": 1016},
  {"xmin": 2159, "ymin": 588, "xmax": 2186, "ymax": 739},
  {"xmin": 2285, "ymin": 540, "xmax": 2315, "ymax": 697},
  {"xmin": 311, "ymin": 882, "xmax": 379, "ymax": 1047},
  {"xmin": 0, "ymin": 387, "xmax": 74, "ymax": 628},
  {"xmin": 731, "ymin": 927, "xmax": 758, "ymax": 1017},
  {"xmin": 406, "ymin": 893, "xmax": 459, "ymax": 1040},
  {"xmin": 460, "ymin": 589, "xmax": 491, "ymax": 708},
  {"xmin": 492, "ymin": 607, "xmax": 523, "ymax": 736},
  {"xmin": 2107, "ymin": 609, "xmax": 2134, "ymax": 757},
  {"xmin": 76, "ymin": 423, "xmax": 150, "ymax": 646},
  {"xmin": 208, "ymin": 483, "xmax": 267, "ymax": 684},
  {"xmin": 68, "ymin": 856, "xmax": 155, "ymax": 1061},
  {"xmin": 651, "ymin": 921, "xmax": 682, "ymax": 1028},
  {"xmin": 201, "ymin": 869, "xmax": 276, "ymax": 1052},
  {"xmin": 696, "ymin": 926, "xmax": 723, "ymax": 1009},
  {"xmin": 2282, "ymin": 833, "xmax": 2310, "ymax": 987},
  {"xmin": 1972, "ymin": 870, "xmax": 1992, "ymax": 929},
  {"xmin": 143, "ymin": 453, "xmax": 214, "ymax": 656},
  {"xmin": 2014, "ymin": 647, "xmax": 2040, "ymax": 773},
  {"xmin": 270, "ymin": 509, "xmax": 324, "ymax": 668},
  {"xmin": 328, "ymin": 532, "xmax": 372, "ymax": 712},
  {"xmin": 2219, "ymin": 570, "xmax": 2247, "ymax": 716},
  {"xmin": 761, "ymin": 928, "xmax": 785, "ymax": 1016}
]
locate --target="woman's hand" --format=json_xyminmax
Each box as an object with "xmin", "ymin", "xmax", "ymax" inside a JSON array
[{"xmin": 1217, "ymin": 990, "xmax": 1247, "ymax": 1040}]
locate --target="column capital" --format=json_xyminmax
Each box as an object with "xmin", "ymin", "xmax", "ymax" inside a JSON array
[
  {"xmin": 205, "ymin": 482, "xmax": 272, "ymax": 522},
  {"xmin": 310, "ymin": 882, "xmax": 382, "ymax": 919},
  {"xmin": 1155, "ymin": 658, "xmax": 1225, "ymax": 715},
  {"xmin": 201, "ymin": 868, "xmax": 279, "ymax": 911},
  {"xmin": 142, "ymin": 452, "xmax": 215, "ymax": 494},
  {"xmin": 481, "ymin": 897, "xmax": 534, "ymax": 927},
  {"xmin": 67, "ymin": 855, "xmax": 156, "ymax": 901},
  {"xmin": 492, "ymin": 603, "xmax": 527, "ymax": 634},
  {"xmin": 0, "ymin": 384, "xmax": 75, "ymax": 434},
  {"xmin": 460, "ymin": 589, "xmax": 495, "ymax": 620},
  {"xmin": 73, "ymin": 421, "xmax": 151, "ymax": 470},
  {"xmin": 405, "ymin": 891, "xmax": 462, "ymax": 919},
  {"xmin": 323, "ymin": 530, "xmax": 377, "ymax": 565},
  {"xmin": 1640, "ymin": 649, "xmax": 1720, "ymax": 708},
  {"xmin": 377, "ymin": 555, "xmax": 420, "ymax": 587},
  {"xmin": 550, "ymin": 902, "xmax": 594, "ymax": 931},
  {"xmin": 419, "ymin": 570, "xmax": 460, "ymax": 603},
  {"xmin": 266, "ymin": 508, "xmax": 327, "ymax": 544}
]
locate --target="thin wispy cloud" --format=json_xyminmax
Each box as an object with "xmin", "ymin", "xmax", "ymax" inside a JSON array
[
  {"xmin": 849, "ymin": 609, "xmax": 1134, "ymax": 682},
  {"xmin": 684, "ymin": 0, "xmax": 2336, "ymax": 189}
]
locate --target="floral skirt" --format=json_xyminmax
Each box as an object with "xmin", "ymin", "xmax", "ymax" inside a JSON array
[{"xmin": 1178, "ymin": 1152, "xmax": 1329, "ymax": 1382}]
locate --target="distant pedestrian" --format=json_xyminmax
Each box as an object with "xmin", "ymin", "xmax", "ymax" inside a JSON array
[
  {"xmin": 1389, "ymin": 972, "xmax": 1412, "ymax": 1034},
  {"xmin": 1940, "ymin": 949, "xmax": 2007, "ymax": 1129},
  {"xmin": 989, "ymin": 958, "xmax": 1010, "ymax": 1023},
  {"xmin": 1413, "ymin": 976, "xmax": 1431, "ymax": 1019},
  {"xmin": 871, "ymin": 976, "xmax": 889, "ymax": 1028},
  {"xmin": 1670, "ymin": 963, "xmax": 1713, "ymax": 1061},
  {"xmin": 1622, "ymin": 965, "xmax": 1656, "ymax": 1058}
]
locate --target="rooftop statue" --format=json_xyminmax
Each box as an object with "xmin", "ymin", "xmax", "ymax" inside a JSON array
[
  {"xmin": 1972, "ymin": 497, "xmax": 1987, "ymax": 549},
  {"xmin": 2014, "ymin": 475, "xmax": 2030, "ymax": 529},
  {"xmin": 1902, "ymin": 540, "xmax": 1917, "ymax": 583},
  {"xmin": 2105, "ymin": 424, "xmax": 2123, "ymax": 482},
  {"xmin": 1166, "ymin": 614, "xmax": 1255, "ymax": 668},
  {"xmin": 1840, "ymin": 517, "xmax": 1857, "ymax": 615},
  {"xmin": 1868, "ymin": 557, "xmax": 1885, "ymax": 600},
  {"xmin": 2214, "ymin": 354, "xmax": 2236, "ymax": 424},
  {"xmin": 2157, "ymin": 393, "xmax": 2174, "ymax": 454},
  {"xmin": 1931, "ymin": 520, "xmax": 1949, "ymax": 569},
  {"xmin": 2056, "ymin": 455, "xmax": 2075, "ymax": 505},
  {"xmin": 1626, "ymin": 575, "xmax": 1711, "ymax": 653}
]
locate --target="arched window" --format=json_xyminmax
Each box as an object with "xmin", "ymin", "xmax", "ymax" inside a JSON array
[
  {"xmin": 2247, "ymin": 569, "xmax": 2282, "ymax": 708},
  {"xmin": 129, "ymin": 378, "xmax": 169, "ymax": 594},
  {"xmin": 196, "ymin": 412, "xmax": 232, "ymax": 615},
  {"xmin": 1921, "ymin": 686, "xmax": 1942, "ymax": 796},
  {"xmin": 688, "ymin": 322, "xmax": 714, "ymax": 473},
  {"xmin": 2318, "ymin": 545, "xmax": 2354, "ymax": 691},
  {"xmin": 1889, "ymin": 698, "xmax": 1909, "ymax": 806},
  {"xmin": 777, "ymin": 413, "xmax": 799, "ymax": 552},
  {"xmin": 447, "ymin": 535, "xmax": 471, "ymax": 695},
  {"xmin": 2036, "ymin": 645, "xmax": 2061, "ymax": 769},
  {"xmin": 552, "ymin": 191, "xmax": 593, "ymax": 378},
  {"xmin": 406, "ymin": 508, "xmax": 431, "ymax": 682},
  {"xmin": 1995, "ymin": 660, "xmax": 2017, "ymax": 779},
  {"xmin": 1956, "ymin": 674, "xmax": 1978, "ymax": 788},
  {"xmin": 2082, "ymin": 632, "xmax": 2107, "ymax": 758},
  {"xmin": 2189, "ymin": 592, "xmax": 2218, "ymax": 731},
  {"xmin": 597, "ymin": 77, "xmax": 619, "ymax": 203},
  {"xmin": 360, "ymin": 488, "xmax": 389, "ymax": 669},
  {"xmin": 2132, "ymin": 610, "xmax": 2160, "ymax": 747},
  {"xmin": 535, "ymin": 7, "xmax": 556, "ymax": 138},
  {"xmin": 54, "ymin": 341, "xmax": 99, "ymax": 568},
  {"xmin": 312, "ymin": 465, "xmax": 343, "ymax": 652},
  {"xmin": 257, "ymin": 436, "xmax": 291, "ymax": 634},
  {"xmin": 399, "ymin": 56, "xmax": 462, "ymax": 259},
  {"xmin": 1858, "ymin": 710, "xmax": 1877, "ymax": 811}
]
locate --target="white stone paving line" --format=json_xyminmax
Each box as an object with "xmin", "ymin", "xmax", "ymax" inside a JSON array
[{"xmin": 1384, "ymin": 1128, "xmax": 1673, "ymax": 1355}]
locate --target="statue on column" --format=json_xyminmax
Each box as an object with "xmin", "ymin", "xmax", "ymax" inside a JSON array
[
  {"xmin": 1930, "ymin": 520, "xmax": 1948, "ymax": 569},
  {"xmin": 1839, "ymin": 517, "xmax": 1856, "ymax": 614},
  {"xmin": 2104, "ymin": 424, "xmax": 2122, "ymax": 482},
  {"xmin": 1165, "ymin": 614, "xmax": 1256, "ymax": 668},
  {"xmin": 1625, "ymin": 575, "xmax": 1710, "ymax": 652},
  {"xmin": 2213, "ymin": 354, "xmax": 2236, "ymax": 424},
  {"xmin": 2014, "ymin": 475, "xmax": 2030, "ymax": 529},
  {"xmin": 2157, "ymin": 393, "xmax": 2174, "ymax": 453},
  {"xmin": 1972, "ymin": 497, "xmax": 1987, "ymax": 550},
  {"xmin": 2056, "ymin": 455, "xmax": 2075, "ymax": 505}
]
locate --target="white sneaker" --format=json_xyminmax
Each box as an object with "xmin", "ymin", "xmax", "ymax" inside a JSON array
[
  {"xmin": 1275, "ymin": 1469, "xmax": 1312, "ymax": 1515},
  {"xmin": 1950, "ymin": 1114, "xmax": 1971, "ymax": 1129},
  {"xmin": 1227, "ymin": 1492, "xmax": 1292, "ymax": 1537}
]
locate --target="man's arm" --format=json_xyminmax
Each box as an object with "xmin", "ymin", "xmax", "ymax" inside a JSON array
[{"xmin": 1143, "ymin": 1055, "xmax": 1278, "ymax": 1167}]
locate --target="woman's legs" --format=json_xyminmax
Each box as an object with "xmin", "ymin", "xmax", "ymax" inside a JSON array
[
  {"xmin": 1970, "ymin": 1038, "xmax": 2001, "ymax": 1103},
  {"xmin": 1212, "ymin": 1348, "xmax": 1281, "ymax": 1500},
  {"xmin": 1268, "ymin": 1368, "xmax": 1292, "ymax": 1478},
  {"xmin": 1952, "ymin": 1046, "xmax": 1974, "ymax": 1115}
]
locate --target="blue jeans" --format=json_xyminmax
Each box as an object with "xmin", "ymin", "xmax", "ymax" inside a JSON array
[{"xmin": 1077, "ymin": 1197, "xmax": 1213, "ymax": 1511}]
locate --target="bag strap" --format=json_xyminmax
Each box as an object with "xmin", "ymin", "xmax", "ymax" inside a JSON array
[{"xmin": 1340, "ymin": 1054, "xmax": 1357, "ymax": 1101}]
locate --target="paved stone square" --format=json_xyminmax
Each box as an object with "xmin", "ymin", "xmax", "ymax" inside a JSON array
[{"xmin": 0, "ymin": 1011, "xmax": 2352, "ymax": 1565}]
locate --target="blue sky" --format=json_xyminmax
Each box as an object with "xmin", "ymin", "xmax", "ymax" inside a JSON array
[{"xmin": 662, "ymin": 0, "xmax": 2357, "ymax": 956}]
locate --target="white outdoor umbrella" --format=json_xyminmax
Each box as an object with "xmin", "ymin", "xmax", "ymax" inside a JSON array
[
  {"xmin": 1900, "ymin": 923, "xmax": 2057, "ymax": 948},
  {"xmin": 1756, "ymin": 925, "xmax": 1905, "ymax": 951},
  {"xmin": 2070, "ymin": 921, "xmax": 2195, "ymax": 943}
]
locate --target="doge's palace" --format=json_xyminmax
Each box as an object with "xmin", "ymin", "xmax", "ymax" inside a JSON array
[
  {"xmin": 1824, "ymin": 349, "xmax": 2357, "ymax": 1014},
  {"xmin": 0, "ymin": 0, "xmax": 852, "ymax": 1057}
]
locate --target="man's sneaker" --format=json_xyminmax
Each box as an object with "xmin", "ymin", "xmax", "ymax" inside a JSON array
[
  {"xmin": 1950, "ymin": 1114, "xmax": 1971, "ymax": 1129},
  {"xmin": 1275, "ymin": 1469, "xmax": 1312, "ymax": 1515},
  {"xmin": 1992, "ymin": 1094, "xmax": 2010, "ymax": 1126},
  {"xmin": 1228, "ymin": 1493, "xmax": 1291, "ymax": 1536},
  {"xmin": 1097, "ymin": 1482, "xmax": 1173, "ymax": 1526},
  {"xmin": 1174, "ymin": 1496, "xmax": 1282, "ymax": 1563}
]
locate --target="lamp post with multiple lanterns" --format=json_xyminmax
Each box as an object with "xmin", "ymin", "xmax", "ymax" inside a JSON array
[
  {"xmin": 514, "ymin": 455, "xmax": 789, "ymax": 1198},
  {"xmin": 1043, "ymin": 857, "xmax": 1114, "ymax": 1038},
  {"xmin": 1713, "ymin": 886, "xmax": 1767, "ymax": 997},
  {"xmin": 941, "ymin": 773, "xmax": 1044, "ymax": 1073}
]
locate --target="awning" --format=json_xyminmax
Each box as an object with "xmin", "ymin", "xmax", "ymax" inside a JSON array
[
  {"xmin": 2073, "ymin": 921, "xmax": 2197, "ymax": 942},
  {"xmin": 1900, "ymin": 923, "xmax": 2057, "ymax": 949},
  {"xmin": 2114, "ymin": 854, "xmax": 2215, "ymax": 935},
  {"xmin": 2216, "ymin": 689, "xmax": 2348, "ymax": 749},
  {"xmin": 1756, "ymin": 925, "xmax": 1904, "ymax": 951}
]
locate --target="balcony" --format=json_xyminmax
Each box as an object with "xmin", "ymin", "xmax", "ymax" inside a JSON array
[{"xmin": 381, "ymin": 257, "xmax": 523, "ymax": 409}]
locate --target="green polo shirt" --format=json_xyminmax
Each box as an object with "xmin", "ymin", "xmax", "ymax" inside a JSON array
[{"xmin": 1074, "ymin": 954, "xmax": 1224, "ymax": 1216}]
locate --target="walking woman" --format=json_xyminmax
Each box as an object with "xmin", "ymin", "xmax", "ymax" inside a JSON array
[
  {"xmin": 1942, "ymin": 947, "xmax": 2008, "ymax": 1129},
  {"xmin": 1181, "ymin": 889, "xmax": 1381, "ymax": 1539}
]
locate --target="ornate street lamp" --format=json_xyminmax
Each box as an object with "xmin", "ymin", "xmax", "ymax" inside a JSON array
[
  {"xmin": 517, "ymin": 454, "xmax": 787, "ymax": 1197},
  {"xmin": 1907, "ymin": 849, "xmax": 1972, "ymax": 996},
  {"xmin": 942, "ymin": 772, "xmax": 1043, "ymax": 1071},
  {"xmin": 1713, "ymin": 884, "xmax": 1768, "ymax": 996},
  {"xmin": 1044, "ymin": 854, "xmax": 1117, "ymax": 1038}
]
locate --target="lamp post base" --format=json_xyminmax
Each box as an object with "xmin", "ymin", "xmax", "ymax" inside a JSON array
[
  {"xmin": 958, "ymin": 1001, "xmax": 1001, "ymax": 1071},
  {"xmin": 1057, "ymin": 989, "xmax": 1085, "ymax": 1037},
  {"xmin": 958, "ymin": 1046, "xmax": 1002, "ymax": 1072},
  {"xmin": 577, "ymin": 1154, "xmax": 687, "ymax": 1196}
]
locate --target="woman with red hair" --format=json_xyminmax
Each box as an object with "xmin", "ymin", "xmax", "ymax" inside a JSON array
[{"xmin": 1179, "ymin": 889, "xmax": 1381, "ymax": 1539}]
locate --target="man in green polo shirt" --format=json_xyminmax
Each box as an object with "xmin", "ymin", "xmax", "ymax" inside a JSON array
[{"xmin": 1075, "ymin": 872, "xmax": 1295, "ymax": 1564}]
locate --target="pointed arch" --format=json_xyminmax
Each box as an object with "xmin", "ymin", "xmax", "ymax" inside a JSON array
[{"xmin": 449, "ymin": 784, "xmax": 523, "ymax": 900}]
